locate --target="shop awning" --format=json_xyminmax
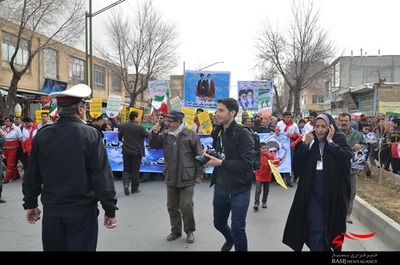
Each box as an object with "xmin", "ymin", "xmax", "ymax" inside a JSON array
[{"xmin": 0, "ymin": 88, "xmax": 26, "ymax": 98}]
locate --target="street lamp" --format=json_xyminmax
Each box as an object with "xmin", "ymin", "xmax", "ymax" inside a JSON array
[
  {"xmin": 198, "ymin": 61, "xmax": 224, "ymax": 71},
  {"xmin": 85, "ymin": 0, "xmax": 126, "ymax": 96}
]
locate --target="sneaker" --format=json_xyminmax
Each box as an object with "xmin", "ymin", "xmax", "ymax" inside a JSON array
[
  {"xmin": 2, "ymin": 179, "xmax": 9, "ymax": 184},
  {"xmin": 0, "ymin": 198, "xmax": 6, "ymax": 203},
  {"xmin": 262, "ymin": 202, "xmax": 267, "ymax": 208},
  {"xmin": 287, "ymin": 182, "xmax": 293, "ymax": 187},
  {"xmin": 253, "ymin": 203, "xmax": 259, "ymax": 211},
  {"xmin": 346, "ymin": 215, "xmax": 353, "ymax": 224},
  {"xmin": 131, "ymin": 189, "xmax": 141, "ymax": 194}
]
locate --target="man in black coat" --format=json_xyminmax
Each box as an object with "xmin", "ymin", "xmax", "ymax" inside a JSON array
[
  {"xmin": 22, "ymin": 84, "xmax": 118, "ymax": 251},
  {"xmin": 118, "ymin": 111, "xmax": 149, "ymax": 195}
]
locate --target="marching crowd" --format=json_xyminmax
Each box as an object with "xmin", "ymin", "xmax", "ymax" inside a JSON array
[{"xmin": 1, "ymin": 84, "xmax": 399, "ymax": 252}]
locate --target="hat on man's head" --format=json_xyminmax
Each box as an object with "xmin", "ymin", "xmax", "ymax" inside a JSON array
[
  {"xmin": 165, "ymin": 110, "xmax": 184, "ymax": 121},
  {"xmin": 49, "ymin": 84, "xmax": 91, "ymax": 104}
]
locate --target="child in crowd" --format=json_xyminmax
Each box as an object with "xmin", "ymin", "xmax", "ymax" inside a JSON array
[{"xmin": 253, "ymin": 141, "xmax": 281, "ymax": 211}]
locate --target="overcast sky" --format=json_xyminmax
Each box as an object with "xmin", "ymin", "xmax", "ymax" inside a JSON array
[{"xmin": 91, "ymin": 0, "xmax": 400, "ymax": 92}]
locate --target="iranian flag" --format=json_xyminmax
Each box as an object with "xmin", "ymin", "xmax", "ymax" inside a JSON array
[
  {"xmin": 44, "ymin": 98, "xmax": 58, "ymax": 119},
  {"xmin": 149, "ymin": 80, "xmax": 170, "ymax": 115},
  {"xmin": 49, "ymin": 98, "xmax": 58, "ymax": 120}
]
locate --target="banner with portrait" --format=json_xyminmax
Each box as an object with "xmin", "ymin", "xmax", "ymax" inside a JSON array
[
  {"xmin": 184, "ymin": 70, "xmax": 230, "ymax": 109},
  {"xmin": 104, "ymin": 132, "xmax": 292, "ymax": 174},
  {"xmin": 351, "ymin": 148, "xmax": 369, "ymax": 170},
  {"xmin": 237, "ymin": 80, "xmax": 274, "ymax": 114}
]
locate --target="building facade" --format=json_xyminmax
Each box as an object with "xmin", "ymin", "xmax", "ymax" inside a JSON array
[
  {"xmin": 327, "ymin": 55, "xmax": 400, "ymax": 116},
  {"xmin": 0, "ymin": 18, "xmax": 156, "ymax": 120}
]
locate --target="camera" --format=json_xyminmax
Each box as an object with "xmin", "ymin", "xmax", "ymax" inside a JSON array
[{"xmin": 195, "ymin": 149, "xmax": 220, "ymax": 166}]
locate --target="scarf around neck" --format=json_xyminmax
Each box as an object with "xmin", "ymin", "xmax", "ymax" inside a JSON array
[{"xmin": 168, "ymin": 121, "xmax": 187, "ymax": 137}]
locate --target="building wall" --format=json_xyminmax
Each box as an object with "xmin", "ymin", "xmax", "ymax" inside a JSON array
[
  {"xmin": 169, "ymin": 75, "xmax": 183, "ymax": 100},
  {"xmin": 300, "ymin": 86, "xmax": 325, "ymax": 114},
  {"xmin": 0, "ymin": 19, "xmax": 125, "ymax": 103},
  {"xmin": 338, "ymin": 55, "xmax": 400, "ymax": 88}
]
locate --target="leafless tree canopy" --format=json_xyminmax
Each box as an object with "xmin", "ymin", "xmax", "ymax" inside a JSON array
[
  {"xmin": 96, "ymin": 0, "xmax": 179, "ymax": 107},
  {"xmin": 0, "ymin": 0, "xmax": 86, "ymax": 115},
  {"xmin": 255, "ymin": 0, "xmax": 337, "ymax": 116}
]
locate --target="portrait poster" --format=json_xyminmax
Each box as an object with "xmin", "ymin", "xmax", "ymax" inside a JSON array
[
  {"xmin": 258, "ymin": 132, "xmax": 292, "ymax": 173},
  {"xmin": 351, "ymin": 148, "xmax": 369, "ymax": 170},
  {"xmin": 237, "ymin": 80, "xmax": 273, "ymax": 114},
  {"xmin": 184, "ymin": 70, "xmax": 230, "ymax": 109},
  {"xmin": 42, "ymin": 78, "xmax": 68, "ymax": 93},
  {"xmin": 363, "ymin": 132, "xmax": 377, "ymax": 143}
]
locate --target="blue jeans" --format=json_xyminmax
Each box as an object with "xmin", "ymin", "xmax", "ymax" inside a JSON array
[
  {"xmin": 213, "ymin": 185, "xmax": 250, "ymax": 251},
  {"xmin": 282, "ymin": 172, "xmax": 292, "ymax": 184}
]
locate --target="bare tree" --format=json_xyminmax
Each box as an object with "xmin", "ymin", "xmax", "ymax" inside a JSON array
[
  {"xmin": 96, "ymin": 0, "xmax": 179, "ymax": 108},
  {"xmin": 255, "ymin": 0, "xmax": 337, "ymax": 116},
  {"xmin": 0, "ymin": 0, "xmax": 86, "ymax": 115}
]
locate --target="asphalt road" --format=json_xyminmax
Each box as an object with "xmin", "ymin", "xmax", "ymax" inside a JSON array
[{"xmin": 0, "ymin": 174, "xmax": 393, "ymax": 254}]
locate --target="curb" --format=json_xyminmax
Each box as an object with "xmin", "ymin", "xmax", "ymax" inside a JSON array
[
  {"xmin": 354, "ymin": 164, "xmax": 400, "ymax": 251},
  {"xmin": 353, "ymin": 195, "xmax": 400, "ymax": 250}
]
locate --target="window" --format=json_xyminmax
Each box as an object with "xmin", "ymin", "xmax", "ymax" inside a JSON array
[
  {"xmin": 111, "ymin": 72, "xmax": 121, "ymax": 92},
  {"xmin": 2, "ymin": 31, "xmax": 29, "ymax": 71},
  {"xmin": 312, "ymin": 95, "xmax": 324, "ymax": 104},
  {"xmin": 69, "ymin": 57, "xmax": 85, "ymax": 83},
  {"xmin": 94, "ymin": 64, "xmax": 105, "ymax": 89},
  {"xmin": 44, "ymin": 48, "xmax": 58, "ymax": 80}
]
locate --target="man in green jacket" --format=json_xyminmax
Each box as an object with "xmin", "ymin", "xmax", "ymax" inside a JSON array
[{"xmin": 338, "ymin": 113, "xmax": 368, "ymax": 224}]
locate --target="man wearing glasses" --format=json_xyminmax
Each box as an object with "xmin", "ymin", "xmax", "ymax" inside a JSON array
[{"xmin": 148, "ymin": 110, "xmax": 204, "ymax": 244}]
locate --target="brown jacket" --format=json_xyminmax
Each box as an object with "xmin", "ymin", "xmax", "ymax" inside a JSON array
[{"xmin": 148, "ymin": 127, "xmax": 204, "ymax": 187}]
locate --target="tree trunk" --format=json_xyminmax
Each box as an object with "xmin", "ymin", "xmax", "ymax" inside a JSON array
[
  {"xmin": 3, "ymin": 73, "xmax": 21, "ymax": 117},
  {"xmin": 293, "ymin": 87, "xmax": 301, "ymax": 116}
]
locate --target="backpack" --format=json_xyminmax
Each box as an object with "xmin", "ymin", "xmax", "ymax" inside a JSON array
[
  {"xmin": 211, "ymin": 123, "xmax": 260, "ymax": 170},
  {"xmin": 233, "ymin": 125, "xmax": 261, "ymax": 170}
]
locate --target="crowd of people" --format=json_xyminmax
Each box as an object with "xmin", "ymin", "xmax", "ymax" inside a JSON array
[
  {"xmin": 2, "ymin": 86, "xmax": 399, "ymax": 252},
  {"xmin": 0, "ymin": 113, "xmax": 45, "ymax": 190}
]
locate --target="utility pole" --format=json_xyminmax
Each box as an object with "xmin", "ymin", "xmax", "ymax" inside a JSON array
[{"xmin": 85, "ymin": 0, "xmax": 126, "ymax": 97}]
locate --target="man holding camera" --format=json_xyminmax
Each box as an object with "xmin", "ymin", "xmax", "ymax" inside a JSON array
[
  {"xmin": 204, "ymin": 98, "xmax": 255, "ymax": 252},
  {"xmin": 148, "ymin": 110, "xmax": 204, "ymax": 244}
]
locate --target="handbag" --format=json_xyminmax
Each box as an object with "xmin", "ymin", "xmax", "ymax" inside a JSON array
[{"xmin": 391, "ymin": 142, "xmax": 400, "ymax": 158}]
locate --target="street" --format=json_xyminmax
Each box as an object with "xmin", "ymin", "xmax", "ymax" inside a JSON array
[{"xmin": 0, "ymin": 174, "xmax": 393, "ymax": 253}]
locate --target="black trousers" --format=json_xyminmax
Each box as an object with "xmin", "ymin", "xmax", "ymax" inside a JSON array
[
  {"xmin": 42, "ymin": 209, "xmax": 99, "ymax": 251},
  {"xmin": 122, "ymin": 154, "xmax": 142, "ymax": 192}
]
